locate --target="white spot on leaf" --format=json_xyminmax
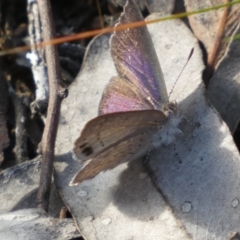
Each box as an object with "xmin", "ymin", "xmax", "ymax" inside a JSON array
[
  {"xmin": 102, "ymin": 218, "xmax": 112, "ymax": 225},
  {"xmin": 232, "ymin": 198, "xmax": 239, "ymax": 208},
  {"xmin": 181, "ymin": 201, "xmax": 192, "ymax": 213},
  {"xmin": 77, "ymin": 190, "xmax": 88, "ymax": 197}
]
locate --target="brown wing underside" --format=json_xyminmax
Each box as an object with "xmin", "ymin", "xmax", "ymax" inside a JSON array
[
  {"xmin": 70, "ymin": 130, "xmax": 154, "ymax": 186},
  {"xmin": 73, "ymin": 110, "xmax": 166, "ymax": 161}
]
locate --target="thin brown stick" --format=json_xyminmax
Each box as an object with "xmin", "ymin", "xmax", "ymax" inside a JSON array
[
  {"xmin": 0, "ymin": 62, "xmax": 9, "ymax": 164},
  {"xmin": 36, "ymin": 0, "xmax": 67, "ymax": 211},
  {"xmin": 95, "ymin": 0, "xmax": 104, "ymax": 29},
  {"xmin": 59, "ymin": 206, "xmax": 67, "ymax": 219}
]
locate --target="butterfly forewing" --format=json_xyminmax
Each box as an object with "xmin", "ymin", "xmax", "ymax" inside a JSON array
[
  {"xmin": 110, "ymin": 0, "xmax": 169, "ymax": 110},
  {"xmin": 74, "ymin": 110, "xmax": 167, "ymax": 161},
  {"xmin": 71, "ymin": 127, "xmax": 157, "ymax": 186}
]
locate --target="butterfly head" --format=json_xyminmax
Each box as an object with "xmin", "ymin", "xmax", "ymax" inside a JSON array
[{"xmin": 160, "ymin": 101, "xmax": 178, "ymax": 118}]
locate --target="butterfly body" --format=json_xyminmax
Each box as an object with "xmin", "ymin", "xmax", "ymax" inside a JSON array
[
  {"xmin": 70, "ymin": 0, "xmax": 182, "ymax": 186},
  {"xmin": 152, "ymin": 109, "xmax": 182, "ymax": 148}
]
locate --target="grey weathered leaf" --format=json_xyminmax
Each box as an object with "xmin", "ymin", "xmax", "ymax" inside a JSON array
[
  {"xmin": 54, "ymin": 9, "xmax": 240, "ymax": 239},
  {"xmin": 145, "ymin": 0, "xmax": 175, "ymax": 14},
  {"xmin": 108, "ymin": 0, "xmax": 145, "ymax": 10},
  {"xmin": 0, "ymin": 157, "xmax": 63, "ymax": 217},
  {"xmin": 0, "ymin": 209, "xmax": 80, "ymax": 240}
]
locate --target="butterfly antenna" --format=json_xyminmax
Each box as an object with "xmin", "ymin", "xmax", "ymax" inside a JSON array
[{"xmin": 169, "ymin": 48, "xmax": 194, "ymax": 98}]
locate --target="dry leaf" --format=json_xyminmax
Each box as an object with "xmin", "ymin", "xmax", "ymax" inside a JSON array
[
  {"xmin": 0, "ymin": 209, "xmax": 80, "ymax": 239},
  {"xmin": 185, "ymin": 0, "xmax": 240, "ymax": 84},
  {"xmin": 145, "ymin": 0, "xmax": 175, "ymax": 14},
  {"xmin": 0, "ymin": 157, "xmax": 64, "ymax": 217},
  {"xmin": 206, "ymin": 22, "xmax": 240, "ymax": 132},
  {"xmin": 54, "ymin": 10, "xmax": 240, "ymax": 239}
]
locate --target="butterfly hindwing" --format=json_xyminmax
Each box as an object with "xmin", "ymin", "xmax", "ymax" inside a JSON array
[
  {"xmin": 71, "ymin": 129, "xmax": 156, "ymax": 185},
  {"xmin": 74, "ymin": 110, "xmax": 167, "ymax": 161},
  {"xmin": 99, "ymin": 76, "xmax": 153, "ymax": 115}
]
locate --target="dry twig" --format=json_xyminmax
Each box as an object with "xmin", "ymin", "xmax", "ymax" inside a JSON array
[
  {"xmin": 0, "ymin": 63, "xmax": 9, "ymax": 165},
  {"xmin": 36, "ymin": 0, "xmax": 67, "ymax": 211}
]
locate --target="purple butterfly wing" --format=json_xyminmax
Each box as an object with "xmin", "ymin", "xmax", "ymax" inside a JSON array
[
  {"xmin": 99, "ymin": 76, "xmax": 153, "ymax": 114},
  {"xmin": 104, "ymin": 0, "xmax": 169, "ymax": 113}
]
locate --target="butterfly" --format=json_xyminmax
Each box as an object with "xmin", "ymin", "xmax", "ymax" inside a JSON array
[{"xmin": 69, "ymin": 0, "xmax": 182, "ymax": 186}]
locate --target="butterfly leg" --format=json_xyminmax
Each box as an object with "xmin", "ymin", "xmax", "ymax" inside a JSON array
[{"xmin": 142, "ymin": 147, "xmax": 152, "ymax": 165}]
